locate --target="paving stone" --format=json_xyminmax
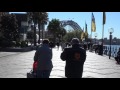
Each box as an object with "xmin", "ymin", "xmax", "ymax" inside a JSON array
[{"xmin": 0, "ymin": 47, "xmax": 120, "ymax": 78}]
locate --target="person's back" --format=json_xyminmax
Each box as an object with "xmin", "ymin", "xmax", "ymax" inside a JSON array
[
  {"xmin": 60, "ymin": 38, "xmax": 86, "ymax": 78},
  {"xmin": 116, "ymin": 48, "xmax": 120, "ymax": 64},
  {"xmin": 117, "ymin": 50, "xmax": 120, "ymax": 57},
  {"xmin": 36, "ymin": 44, "xmax": 53, "ymax": 70},
  {"xmin": 34, "ymin": 39, "xmax": 53, "ymax": 78}
]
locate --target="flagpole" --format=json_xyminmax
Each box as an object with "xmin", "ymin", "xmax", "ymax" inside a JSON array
[
  {"xmin": 102, "ymin": 24, "xmax": 104, "ymax": 46},
  {"xmin": 86, "ymin": 22, "xmax": 88, "ymax": 45},
  {"xmin": 102, "ymin": 12, "xmax": 105, "ymax": 55},
  {"xmin": 91, "ymin": 30, "xmax": 92, "ymax": 41},
  {"xmin": 91, "ymin": 14, "xmax": 93, "ymax": 44}
]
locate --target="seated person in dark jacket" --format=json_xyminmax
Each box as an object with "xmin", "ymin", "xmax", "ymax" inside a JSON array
[
  {"xmin": 60, "ymin": 38, "xmax": 86, "ymax": 78},
  {"xmin": 115, "ymin": 48, "xmax": 120, "ymax": 64}
]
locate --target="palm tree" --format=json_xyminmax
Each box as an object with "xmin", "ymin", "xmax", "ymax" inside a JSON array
[
  {"xmin": 47, "ymin": 19, "xmax": 61, "ymax": 42},
  {"xmin": 59, "ymin": 27, "xmax": 67, "ymax": 41},
  {"xmin": 38, "ymin": 12, "xmax": 48, "ymax": 44},
  {"xmin": 27, "ymin": 12, "xmax": 40, "ymax": 46}
]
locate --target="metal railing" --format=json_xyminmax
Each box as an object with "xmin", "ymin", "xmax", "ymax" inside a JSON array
[{"xmin": 103, "ymin": 46, "xmax": 120, "ymax": 57}]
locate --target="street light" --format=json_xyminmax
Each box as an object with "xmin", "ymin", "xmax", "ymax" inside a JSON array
[
  {"xmin": 94, "ymin": 33, "xmax": 98, "ymax": 44},
  {"xmin": 108, "ymin": 28, "xmax": 114, "ymax": 59}
]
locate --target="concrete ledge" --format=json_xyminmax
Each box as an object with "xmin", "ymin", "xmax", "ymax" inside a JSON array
[{"xmin": 0, "ymin": 47, "xmax": 33, "ymax": 52}]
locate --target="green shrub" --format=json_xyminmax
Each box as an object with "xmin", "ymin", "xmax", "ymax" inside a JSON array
[
  {"xmin": 21, "ymin": 41, "xmax": 26, "ymax": 48},
  {"xmin": 25, "ymin": 40, "xmax": 28, "ymax": 47},
  {"xmin": 10, "ymin": 41, "xmax": 16, "ymax": 47},
  {"xmin": 0, "ymin": 40, "xmax": 10, "ymax": 48},
  {"xmin": 16, "ymin": 41, "xmax": 21, "ymax": 47}
]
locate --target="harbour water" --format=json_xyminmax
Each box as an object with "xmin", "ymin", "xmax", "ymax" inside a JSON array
[
  {"xmin": 104, "ymin": 45, "xmax": 120, "ymax": 51},
  {"xmin": 103, "ymin": 45, "xmax": 120, "ymax": 57}
]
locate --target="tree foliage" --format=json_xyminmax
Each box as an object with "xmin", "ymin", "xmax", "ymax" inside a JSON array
[
  {"xmin": 47, "ymin": 19, "xmax": 67, "ymax": 42},
  {"xmin": 47, "ymin": 19, "xmax": 61, "ymax": 37},
  {"xmin": 27, "ymin": 31, "xmax": 34, "ymax": 40},
  {"xmin": 0, "ymin": 14, "xmax": 19, "ymax": 42},
  {"xmin": 38, "ymin": 12, "xmax": 48, "ymax": 43},
  {"xmin": 60, "ymin": 27, "xmax": 67, "ymax": 37},
  {"xmin": 63, "ymin": 30, "xmax": 82, "ymax": 42},
  {"xmin": 27, "ymin": 12, "xmax": 48, "ymax": 45}
]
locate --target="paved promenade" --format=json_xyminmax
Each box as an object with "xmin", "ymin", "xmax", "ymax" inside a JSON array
[{"xmin": 0, "ymin": 47, "xmax": 120, "ymax": 78}]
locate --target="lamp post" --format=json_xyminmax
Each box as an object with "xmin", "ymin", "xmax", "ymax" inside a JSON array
[
  {"xmin": 94, "ymin": 33, "xmax": 98, "ymax": 44},
  {"xmin": 108, "ymin": 28, "xmax": 114, "ymax": 59}
]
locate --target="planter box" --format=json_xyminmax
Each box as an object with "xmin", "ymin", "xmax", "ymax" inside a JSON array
[{"xmin": 0, "ymin": 47, "xmax": 33, "ymax": 52}]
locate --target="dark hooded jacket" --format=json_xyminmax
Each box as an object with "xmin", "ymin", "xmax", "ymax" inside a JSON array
[{"xmin": 60, "ymin": 44, "xmax": 86, "ymax": 78}]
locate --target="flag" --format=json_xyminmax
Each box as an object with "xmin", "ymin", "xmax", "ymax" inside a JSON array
[
  {"xmin": 81, "ymin": 27, "xmax": 85, "ymax": 40},
  {"xmin": 91, "ymin": 12, "xmax": 96, "ymax": 32},
  {"xmin": 103, "ymin": 12, "xmax": 106, "ymax": 25},
  {"xmin": 85, "ymin": 22, "xmax": 88, "ymax": 38}
]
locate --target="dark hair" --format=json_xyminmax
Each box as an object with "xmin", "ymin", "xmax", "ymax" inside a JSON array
[
  {"xmin": 71, "ymin": 38, "xmax": 80, "ymax": 45},
  {"xmin": 42, "ymin": 39, "xmax": 49, "ymax": 44}
]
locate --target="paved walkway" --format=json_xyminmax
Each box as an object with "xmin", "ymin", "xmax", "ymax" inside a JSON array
[
  {"xmin": 0, "ymin": 52, "xmax": 21, "ymax": 58},
  {"xmin": 83, "ymin": 52, "xmax": 120, "ymax": 78},
  {"xmin": 0, "ymin": 47, "xmax": 120, "ymax": 78}
]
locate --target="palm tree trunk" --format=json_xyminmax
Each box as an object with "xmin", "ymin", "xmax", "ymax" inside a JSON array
[
  {"xmin": 34, "ymin": 23, "xmax": 36, "ymax": 46},
  {"xmin": 38, "ymin": 23, "xmax": 41, "ymax": 44},
  {"xmin": 42, "ymin": 24, "xmax": 44, "ymax": 42}
]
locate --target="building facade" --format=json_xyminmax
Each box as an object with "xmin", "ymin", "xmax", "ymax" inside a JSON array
[{"xmin": 13, "ymin": 13, "xmax": 30, "ymax": 41}]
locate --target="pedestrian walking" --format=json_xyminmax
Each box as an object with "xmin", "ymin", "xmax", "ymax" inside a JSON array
[
  {"xmin": 60, "ymin": 38, "xmax": 86, "ymax": 78},
  {"xmin": 56, "ymin": 42, "xmax": 60, "ymax": 50},
  {"xmin": 34, "ymin": 39, "xmax": 53, "ymax": 78},
  {"xmin": 61, "ymin": 42, "xmax": 66, "ymax": 51}
]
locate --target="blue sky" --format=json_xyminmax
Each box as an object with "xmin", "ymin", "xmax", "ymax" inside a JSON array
[
  {"xmin": 48, "ymin": 12, "xmax": 120, "ymax": 39},
  {"xmin": 10, "ymin": 12, "xmax": 120, "ymax": 39}
]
